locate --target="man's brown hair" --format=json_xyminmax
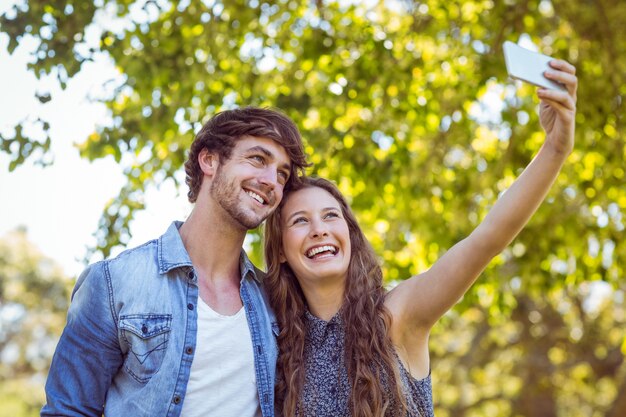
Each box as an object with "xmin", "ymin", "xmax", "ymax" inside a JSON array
[{"xmin": 184, "ymin": 107, "xmax": 309, "ymax": 202}]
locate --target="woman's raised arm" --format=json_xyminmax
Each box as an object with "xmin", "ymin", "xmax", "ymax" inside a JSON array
[{"xmin": 388, "ymin": 59, "xmax": 578, "ymax": 333}]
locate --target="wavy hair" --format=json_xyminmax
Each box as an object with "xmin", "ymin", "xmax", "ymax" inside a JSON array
[
  {"xmin": 184, "ymin": 106, "xmax": 309, "ymax": 203},
  {"xmin": 264, "ymin": 177, "xmax": 408, "ymax": 416}
]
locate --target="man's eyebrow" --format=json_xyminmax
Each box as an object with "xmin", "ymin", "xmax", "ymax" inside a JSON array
[
  {"xmin": 247, "ymin": 145, "xmax": 292, "ymax": 171},
  {"xmin": 247, "ymin": 145, "xmax": 273, "ymax": 157}
]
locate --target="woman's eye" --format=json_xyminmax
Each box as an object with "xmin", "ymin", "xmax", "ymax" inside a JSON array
[
  {"xmin": 293, "ymin": 217, "xmax": 308, "ymax": 224},
  {"xmin": 324, "ymin": 212, "xmax": 339, "ymax": 219}
]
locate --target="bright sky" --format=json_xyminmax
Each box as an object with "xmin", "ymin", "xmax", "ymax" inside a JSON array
[{"xmin": 0, "ymin": 4, "xmax": 191, "ymax": 277}]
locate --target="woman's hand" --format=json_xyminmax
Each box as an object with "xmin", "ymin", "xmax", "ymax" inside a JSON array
[{"xmin": 538, "ymin": 59, "xmax": 578, "ymax": 155}]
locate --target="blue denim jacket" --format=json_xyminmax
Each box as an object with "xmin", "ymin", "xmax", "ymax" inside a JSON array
[{"xmin": 42, "ymin": 221, "xmax": 278, "ymax": 417}]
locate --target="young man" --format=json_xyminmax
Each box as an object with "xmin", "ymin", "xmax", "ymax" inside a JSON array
[{"xmin": 41, "ymin": 107, "xmax": 309, "ymax": 417}]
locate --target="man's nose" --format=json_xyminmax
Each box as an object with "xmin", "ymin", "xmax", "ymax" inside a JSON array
[{"xmin": 258, "ymin": 167, "xmax": 278, "ymax": 189}]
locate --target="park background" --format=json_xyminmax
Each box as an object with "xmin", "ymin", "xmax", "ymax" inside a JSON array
[{"xmin": 0, "ymin": 0, "xmax": 624, "ymax": 416}]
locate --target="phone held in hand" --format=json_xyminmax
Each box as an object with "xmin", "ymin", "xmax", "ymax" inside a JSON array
[{"xmin": 503, "ymin": 41, "xmax": 566, "ymax": 91}]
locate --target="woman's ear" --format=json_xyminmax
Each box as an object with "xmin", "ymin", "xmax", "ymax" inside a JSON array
[
  {"xmin": 279, "ymin": 250, "xmax": 286, "ymax": 263},
  {"xmin": 198, "ymin": 148, "xmax": 218, "ymax": 177}
]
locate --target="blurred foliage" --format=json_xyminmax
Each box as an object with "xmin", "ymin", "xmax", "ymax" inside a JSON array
[
  {"xmin": 0, "ymin": 228, "xmax": 72, "ymax": 417},
  {"xmin": 1, "ymin": 0, "xmax": 625, "ymax": 415}
]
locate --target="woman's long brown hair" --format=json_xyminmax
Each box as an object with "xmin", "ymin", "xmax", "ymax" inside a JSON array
[{"xmin": 264, "ymin": 177, "xmax": 408, "ymax": 416}]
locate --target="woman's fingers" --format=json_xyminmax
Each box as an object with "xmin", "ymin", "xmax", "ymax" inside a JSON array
[
  {"xmin": 537, "ymin": 87, "xmax": 576, "ymax": 111},
  {"xmin": 549, "ymin": 59, "xmax": 576, "ymax": 75},
  {"xmin": 545, "ymin": 60, "xmax": 578, "ymax": 99}
]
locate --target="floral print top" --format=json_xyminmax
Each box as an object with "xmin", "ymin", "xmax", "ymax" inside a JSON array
[{"xmin": 296, "ymin": 310, "xmax": 435, "ymax": 417}]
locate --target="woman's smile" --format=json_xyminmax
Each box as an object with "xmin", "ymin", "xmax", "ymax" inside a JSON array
[{"xmin": 280, "ymin": 187, "xmax": 351, "ymax": 286}]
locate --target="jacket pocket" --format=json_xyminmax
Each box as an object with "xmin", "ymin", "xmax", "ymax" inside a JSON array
[{"xmin": 119, "ymin": 314, "xmax": 172, "ymax": 383}]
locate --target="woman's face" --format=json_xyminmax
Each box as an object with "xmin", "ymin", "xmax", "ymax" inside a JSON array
[{"xmin": 279, "ymin": 186, "xmax": 351, "ymax": 290}]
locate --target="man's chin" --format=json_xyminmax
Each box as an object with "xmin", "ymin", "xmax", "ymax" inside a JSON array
[
  {"xmin": 230, "ymin": 201, "xmax": 277, "ymax": 230},
  {"xmin": 236, "ymin": 213, "xmax": 267, "ymax": 230}
]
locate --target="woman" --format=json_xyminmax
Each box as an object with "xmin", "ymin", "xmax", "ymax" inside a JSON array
[{"xmin": 264, "ymin": 59, "xmax": 577, "ymax": 416}]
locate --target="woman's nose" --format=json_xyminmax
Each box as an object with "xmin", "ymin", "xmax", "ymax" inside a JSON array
[{"xmin": 309, "ymin": 219, "xmax": 329, "ymax": 238}]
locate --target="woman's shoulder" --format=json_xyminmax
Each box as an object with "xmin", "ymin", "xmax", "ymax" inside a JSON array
[{"xmin": 396, "ymin": 356, "xmax": 435, "ymax": 417}]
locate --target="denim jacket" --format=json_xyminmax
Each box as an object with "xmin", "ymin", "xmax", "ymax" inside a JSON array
[{"xmin": 42, "ymin": 221, "xmax": 278, "ymax": 417}]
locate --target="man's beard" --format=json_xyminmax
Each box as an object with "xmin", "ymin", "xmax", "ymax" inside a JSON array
[{"xmin": 209, "ymin": 167, "xmax": 270, "ymax": 230}]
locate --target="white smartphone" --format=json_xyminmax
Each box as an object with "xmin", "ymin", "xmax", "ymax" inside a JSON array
[{"xmin": 503, "ymin": 41, "xmax": 565, "ymax": 91}]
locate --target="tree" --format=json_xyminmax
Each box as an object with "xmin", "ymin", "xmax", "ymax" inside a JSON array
[
  {"xmin": 1, "ymin": 1, "xmax": 624, "ymax": 415},
  {"xmin": 0, "ymin": 228, "xmax": 72, "ymax": 417}
]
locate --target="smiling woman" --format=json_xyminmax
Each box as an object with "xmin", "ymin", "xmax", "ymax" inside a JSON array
[
  {"xmin": 264, "ymin": 177, "xmax": 430, "ymax": 417},
  {"xmin": 263, "ymin": 56, "xmax": 578, "ymax": 417},
  {"xmin": 278, "ymin": 186, "xmax": 351, "ymax": 302}
]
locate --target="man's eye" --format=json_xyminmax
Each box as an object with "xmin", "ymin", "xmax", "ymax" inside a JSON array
[
  {"xmin": 278, "ymin": 171, "xmax": 289, "ymax": 184},
  {"xmin": 251, "ymin": 155, "xmax": 265, "ymax": 163}
]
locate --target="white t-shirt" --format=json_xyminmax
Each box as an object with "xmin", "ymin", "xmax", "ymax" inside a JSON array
[{"xmin": 180, "ymin": 298, "xmax": 262, "ymax": 417}]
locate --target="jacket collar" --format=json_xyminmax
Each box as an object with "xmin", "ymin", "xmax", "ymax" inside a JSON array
[{"xmin": 157, "ymin": 221, "xmax": 260, "ymax": 283}]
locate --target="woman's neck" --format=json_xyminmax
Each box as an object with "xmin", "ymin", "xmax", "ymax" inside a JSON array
[{"xmin": 301, "ymin": 284, "xmax": 344, "ymax": 321}]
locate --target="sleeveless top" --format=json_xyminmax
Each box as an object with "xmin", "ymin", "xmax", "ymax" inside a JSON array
[{"xmin": 297, "ymin": 310, "xmax": 434, "ymax": 417}]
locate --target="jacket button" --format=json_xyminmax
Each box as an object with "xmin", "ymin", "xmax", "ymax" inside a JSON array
[
  {"xmin": 187, "ymin": 270, "xmax": 194, "ymax": 280},
  {"xmin": 173, "ymin": 395, "xmax": 181, "ymax": 404},
  {"xmin": 187, "ymin": 303, "xmax": 194, "ymax": 310},
  {"xmin": 141, "ymin": 324, "xmax": 148, "ymax": 334},
  {"xmin": 186, "ymin": 346, "xmax": 193, "ymax": 355}
]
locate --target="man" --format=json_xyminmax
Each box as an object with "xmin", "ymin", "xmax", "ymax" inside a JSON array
[{"xmin": 42, "ymin": 107, "xmax": 309, "ymax": 417}]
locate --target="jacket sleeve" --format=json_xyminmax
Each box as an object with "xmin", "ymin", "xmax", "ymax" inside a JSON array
[{"xmin": 41, "ymin": 261, "xmax": 123, "ymax": 416}]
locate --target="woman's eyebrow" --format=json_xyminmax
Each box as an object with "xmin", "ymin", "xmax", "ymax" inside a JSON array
[
  {"xmin": 285, "ymin": 210, "xmax": 307, "ymax": 222},
  {"xmin": 286, "ymin": 206, "xmax": 339, "ymax": 221}
]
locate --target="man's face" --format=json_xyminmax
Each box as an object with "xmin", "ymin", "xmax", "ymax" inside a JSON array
[{"xmin": 209, "ymin": 136, "xmax": 292, "ymax": 230}]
